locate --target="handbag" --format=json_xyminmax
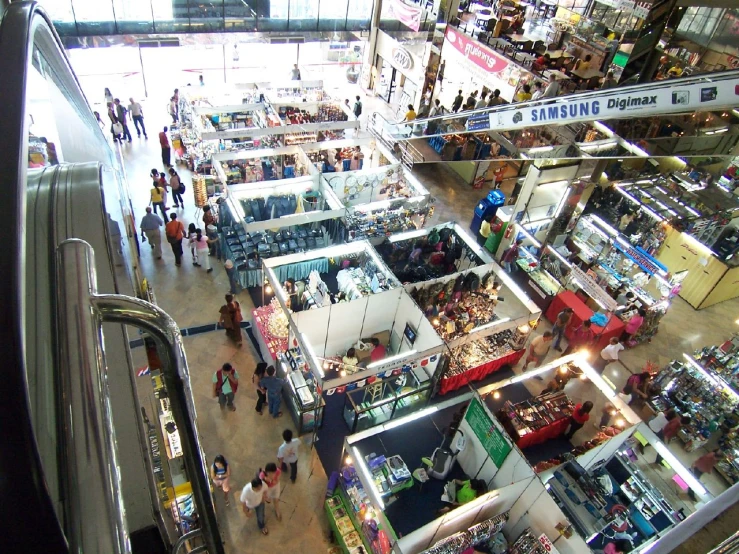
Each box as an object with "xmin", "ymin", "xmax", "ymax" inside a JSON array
[{"xmin": 113, "ymin": 122, "xmax": 123, "ymax": 135}]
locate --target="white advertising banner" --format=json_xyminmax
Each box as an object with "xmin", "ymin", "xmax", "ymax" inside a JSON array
[{"xmin": 483, "ymin": 75, "xmax": 739, "ymax": 132}]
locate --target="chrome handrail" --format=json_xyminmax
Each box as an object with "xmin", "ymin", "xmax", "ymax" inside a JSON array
[
  {"xmin": 57, "ymin": 239, "xmax": 224, "ymax": 554},
  {"xmin": 710, "ymin": 531, "xmax": 739, "ymax": 554},
  {"xmin": 172, "ymin": 529, "xmax": 205, "ymax": 554}
]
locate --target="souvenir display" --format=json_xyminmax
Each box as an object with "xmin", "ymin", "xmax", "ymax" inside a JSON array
[
  {"xmin": 446, "ymin": 330, "xmax": 516, "ymax": 377},
  {"xmin": 346, "ymin": 204, "xmax": 432, "ymax": 241},
  {"xmin": 253, "ymin": 300, "xmax": 289, "ymax": 359},
  {"xmin": 509, "ymin": 529, "xmax": 546, "ymax": 554}
]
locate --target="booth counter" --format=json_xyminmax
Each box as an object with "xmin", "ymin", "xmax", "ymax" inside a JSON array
[
  {"xmin": 545, "ymin": 290, "xmax": 625, "ymax": 351},
  {"xmin": 499, "ymin": 391, "xmax": 575, "ymax": 450}
]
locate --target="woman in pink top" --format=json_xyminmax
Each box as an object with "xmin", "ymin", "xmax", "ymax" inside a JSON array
[
  {"xmin": 603, "ymin": 539, "xmax": 631, "ymax": 554},
  {"xmin": 259, "ymin": 462, "xmax": 282, "ymax": 521},
  {"xmin": 621, "ymin": 308, "xmax": 646, "ymax": 343}
]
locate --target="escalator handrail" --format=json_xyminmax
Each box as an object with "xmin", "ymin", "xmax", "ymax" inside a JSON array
[
  {"xmin": 0, "ymin": 1, "xmax": 68, "ymax": 551},
  {"xmin": 58, "ymin": 239, "xmax": 224, "ymax": 554}
]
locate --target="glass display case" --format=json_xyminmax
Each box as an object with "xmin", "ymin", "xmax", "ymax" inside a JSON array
[
  {"xmin": 342, "ymin": 370, "xmax": 432, "ymax": 433},
  {"xmin": 278, "ymin": 349, "xmax": 325, "ymax": 436},
  {"xmin": 568, "ymin": 216, "xmax": 611, "ymax": 266},
  {"xmin": 512, "ymin": 245, "xmax": 565, "ymax": 310}
]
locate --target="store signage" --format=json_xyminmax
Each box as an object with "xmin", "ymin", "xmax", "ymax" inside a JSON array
[
  {"xmin": 538, "ymin": 534, "xmax": 560, "ymax": 554},
  {"xmin": 387, "ymin": 0, "xmax": 422, "ymax": 32},
  {"xmin": 480, "ymin": 74, "xmax": 739, "ymax": 133},
  {"xmin": 464, "ymin": 398, "xmax": 512, "ymax": 467},
  {"xmin": 612, "ymin": 240, "xmax": 668, "ymax": 276},
  {"xmin": 444, "ymin": 27, "xmax": 510, "ymax": 74},
  {"xmin": 467, "ymin": 112, "xmax": 492, "ymax": 131},
  {"xmin": 633, "ymin": 2, "xmax": 650, "ymax": 19},
  {"xmin": 391, "ymin": 46, "xmax": 414, "ymax": 71},
  {"xmin": 570, "ymin": 265, "xmax": 619, "ymax": 311}
]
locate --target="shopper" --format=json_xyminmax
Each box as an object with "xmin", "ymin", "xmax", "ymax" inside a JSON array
[
  {"xmin": 475, "ymin": 91, "xmax": 488, "ymax": 109},
  {"xmin": 186, "ymin": 223, "xmax": 198, "ymax": 266},
  {"xmin": 593, "ymin": 337, "xmax": 625, "ymax": 373},
  {"xmin": 342, "ymin": 348, "xmax": 359, "ymax": 372},
  {"xmin": 139, "ymin": 207, "xmax": 164, "ymax": 259},
  {"xmin": 353, "ymin": 95, "xmax": 362, "ymax": 119},
  {"xmin": 565, "ymin": 401, "xmax": 593, "ymax": 440},
  {"xmin": 224, "ymin": 259, "xmax": 240, "ymax": 295},
  {"xmin": 523, "ymin": 331, "xmax": 553, "ymax": 370},
  {"xmin": 260, "ymin": 365, "xmax": 285, "ymax": 418},
  {"xmin": 452, "ymin": 89, "xmax": 464, "ymax": 113},
  {"xmin": 278, "ymin": 429, "xmax": 300, "ymax": 483},
  {"xmin": 478, "ymin": 217, "xmax": 493, "ymax": 246},
  {"xmin": 603, "ymin": 539, "xmax": 632, "ymax": 554},
  {"xmin": 210, "ymin": 454, "xmax": 231, "ymax": 505},
  {"xmin": 466, "ymin": 90, "xmax": 477, "ymax": 108},
  {"xmin": 128, "ymin": 97, "xmax": 147, "ymax": 138},
  {"xmin": 156, "ymin": 170, "xmax": 170, "ymax": 210},
  {"xmin": 515, "ymin": 84, "xmax": 532, "ymax": 102},
  {"xmin": 203, "ymin": 203, "xmax": 215, "ymax": 229},
  {"xmin": 168, "ymin": 96, "xmax": 178, "ymax": 123},
  {"xmin": 107, "ymin": 102, "xmax": 121, "ymax": 142},
  {"xmin": 601, "ymin": 71, "xmax": 617, "ymax": 90},
  {"xmin": 487, "ymin": 89, "xmax": 504, "ymax": 107},
  {"xmin": 169, "ymin": 167, "xmax": 184, "ymax": 208},
  {"xmin": 240, "ymin": 478, "xmax": 268, "ymax": 535},
  {"xmin": 213, "ymin": 363, "xmax": 239, "ymax": 412},
  {"xmin": 621, "ymin": 308, "xmax": 646, "ymax": 345},
  {"xmin": 104, "ymin": 87, "xmax": 114, "ymax": 105},
  {"xmin": 654, "ymin": 415, "xmax": 691, "ymax": 466},
  {"xmin": 402, "ymin": 104, "xmax": 416, "ymax": 123},
  {"xmin": 165, "ymin": 213, "xmax": 185, "ymax": 266},
  {"xmin": 259, "ymin": 463, "xmax": 283, "ymax": 521},
  {"xmin": 692, "ymin": 449, "xmax": 723, "ymax": 479},
  {"xmin": 542, "ymin": 75, "xmax": 560, "ymax": 98},
  {"xmin": 531, "ymin": 81, "xmax": 544, "ymax": 100},
  {"xmin": 370, "ymin": 338, "xmax": 386, "ymax": 363},
  {"xmin": 552, "ymin": 308, "xmax": 573, "ymax": 352},
  {"xmin": 199, "ymin": 74, "xmax": 205, "ymax": 86},
  {"xmin": 622, "ymin": 371, "xmax": 652, "ymax": 407},
  {"xmin": 563, "ymin": 320, "xmax": 594, "ymax": 356},
  {"xmin": 438, "ymin": 479, "xmax": 487, "ymax": 514},
  {"xmin": 113, "ymin": 99, "xmax": 132, "ymax": 142},
  {"xmin": 159, "ymin": 126, "xmax": 171, "ymax": 167},
  {"xmin": 291, "ymin": 64, "xmax": 301, "ymax": 80},
  {"xmin": 500, "ymin": 239, "xmax": 523, "ymax": 273},
  {"xmin": 219, "ymin": 293, "xmax": 244, "ymax": 347},
  {"xmin": 149, "ymin": 178, "xmax": 166, "ymax": 216},
  {"xmin": 193, "ymin": 229, "xmax": 213, "ymax": 273},
  {"xmin": 252, "ymin": 362, "xmax": 268, "ymax": 414}
]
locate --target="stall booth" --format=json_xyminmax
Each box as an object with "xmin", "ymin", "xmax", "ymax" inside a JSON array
[
  {"xmin": 324, "ymin": 164, "xmax": 433, "ymax": 244},
  {"xmin": 219, "ymin": 173, "xmax": 346, "ymax": 288},
  {"xmin": 258, "ymin": 242, "xmax": 447, "ymax": 435},
  {"xmin": 213, "ymin": 143, "xmax": 315, "ymax": 185},
  {"xmin": 648, "ymin": 353, "xmax": 739, "ymax": 489}
]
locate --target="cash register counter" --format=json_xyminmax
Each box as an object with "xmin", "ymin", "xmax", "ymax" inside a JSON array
[{"xmin": 545, "ymin": 290, "xmax": 625, "ymax": 351}]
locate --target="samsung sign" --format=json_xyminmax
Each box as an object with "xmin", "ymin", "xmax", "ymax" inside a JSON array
[{"xmin": 481, "ymin": 76, "xmax": 739, "ymax": 133}]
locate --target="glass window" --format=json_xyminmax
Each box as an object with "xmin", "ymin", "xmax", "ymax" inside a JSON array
[
  {"xmin": 152, "ymin": 0, "xmax": 190, "ymax": 33},
  {"xmin": 189, "ymin": 0, "xmax": 224, "ymax": 32},
  {"xmin": 258, "ymin": 0, "xmax": 289, "ymax": 31},
  {"xmin": 318, "ymin": 0, "xmax": 348, "ymax": 31},
  {"xmin": 289, "ymin": 0, "xmax": 319, "ymax": 31},
  {"xmin": 70, "ymin": 0, "xmax": 116, "ymax": 34},
  {"xmin": 225, "ymin": 0, "xmax": 257, "ymax": 31},
  {"xmin": 346, "ymin": 0, "xmax": 373, "ymax": 30},
  {"xmin": 40, "ymin": 0, "xmax": 77, "ymax": 35},
  {"xmin": 111, "ymin": 0, "xmax": 154, "ymax": 34}
]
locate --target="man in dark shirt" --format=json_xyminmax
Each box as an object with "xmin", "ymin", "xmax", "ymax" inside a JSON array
[
  {"xmin": 452, "ymin": 89, "xmax": 464, "ymax": 113},
  {"xmin": 114, "ymin": 98, "xmax": 132, "ymax": 142}
]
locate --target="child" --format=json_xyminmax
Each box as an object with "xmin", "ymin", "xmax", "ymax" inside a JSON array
[
  {"xmin": 277, "ymin": 429, "xmax": 299, "ymax": 484},
  {"xmin": 187, "ymin": 223, "xmax": 198, "ymax": 266}
]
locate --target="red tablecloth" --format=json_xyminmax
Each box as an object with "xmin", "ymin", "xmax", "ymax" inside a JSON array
[
  {"xmin": 545, "ymin": 291, "xmax": 625, "ymax": 351},
  {"xmin": 252, "ymin": 306, "xmax": 288, "ymax": 361},
  {"xmin": 439, "ymin": 349, "xmax": 525, "ymax": 394},
  {"xmin": 515, "ymin": 417, "xmax": 571, "ymax": 449}
]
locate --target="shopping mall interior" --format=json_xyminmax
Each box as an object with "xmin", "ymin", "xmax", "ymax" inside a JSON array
[{"xmin": 5, "ymin": 0, "xmax": 739, "ymax": 553}]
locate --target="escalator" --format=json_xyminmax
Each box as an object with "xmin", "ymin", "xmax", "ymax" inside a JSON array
[
  {"xmin": 369, "ymin": 70, "xmax": 739, "ymax": 166},
  {"xmin": 0, "ymin": 2, "xmax": 222, "ymax": 552}
]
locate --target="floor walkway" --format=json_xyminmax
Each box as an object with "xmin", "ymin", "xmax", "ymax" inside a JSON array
[{"xmin": 114, "ymin": 79, "xmax": 739, "ymax": 552}]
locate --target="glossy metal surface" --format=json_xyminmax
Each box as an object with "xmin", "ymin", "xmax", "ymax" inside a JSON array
[{"xmin": 57, "ymin": 239, "xmax": 224, "ymax": 554}]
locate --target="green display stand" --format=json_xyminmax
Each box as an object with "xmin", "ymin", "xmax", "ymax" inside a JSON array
[{"xmin": 485, "ymin": 221, "xmax": 508, "ymax": 256}]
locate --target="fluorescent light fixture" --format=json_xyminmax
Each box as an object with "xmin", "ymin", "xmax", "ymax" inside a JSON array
[
  {"xmin": 683, "ymin": 232, "xmax": 713, "ymax": 255},
  {"xmin": 443, "ymin": 492, "xmax": 499, "ymax": 524},
  {"xmin": 653, "ymin": 441, "xmax": 706, "ymax": 496},
  {"xmin": 266, "ymin": 267, "xmax": 286, "ymax": 302},
  {"xmin": 516, "ymin": 224, "xmax": 542, "ymax": 248},
  {"xmin": 511, "ymin": 365, "xmax": 552, "ymax": 383},
  {"xmin": 388, "ymin": 228, "xmax": 427, "ymax": 243},
  {"xmin": 636, "ymin": 179, "xmax": 653, "ymax": 184},
  {"xmin": 540, "ymin": 179, "xmax": 570, "ymax": 188},
  {"xmin": 367, "ymin": 350, "xmax": 417, "ymax": 369},
  {"xmin": 593, "ymin": 121, "xmax": 614, "ymax": 137},
  {"xmin": 685, "ymin": 205, "xmax": 702, "ymax": 217},
  {"xmin": 472, "ymin": 318, "xmax": 511, "ymax": 333},
  {"xmin": 528, "ymin": 146, "xmax": 554, "ymax": 152},
  {"xmin": 613, "ymin": 186, "xmax": 641, "ymax": 205},
  {"xmin": 589, "ymin": 215, "xmax": 618, "ymax": 237},
  {"xmin": 577, "ymin": 358, "xmax": 618, "ymax": 400},
  {"xmin": 655, "ymin": 186, "xmax": 668, "ymax": 195},
  {"xmin": 302, "ymin": 333, "xmax": 324, "ymax": 378},
  {"xmin": 682, "ymin": 353, "xmax": 719, "ymax": 386},
  {"xmin": 351, "ymin": 446, "xmax": 385, "ymax": 509},
  {"xmin": 705, "ymin": 128, "xmax": 728, "ymax": 135},
  {"xmin": 383, "ymin": 406, "xmax": 438, "ymax": 430}
]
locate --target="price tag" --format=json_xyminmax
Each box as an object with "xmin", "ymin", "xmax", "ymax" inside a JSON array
[{"xmin": 538, "ymin": 534, "xmax": 560, "ymax": 554}]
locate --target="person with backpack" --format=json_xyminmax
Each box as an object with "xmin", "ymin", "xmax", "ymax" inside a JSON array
[
  {"xmin": 353, "ymin": 95, "xmax": 362, "ymax": 119},
  {"xmin": 621, "ymin": 371, "xmax": 652, "ymax": 407},
  {"xmin": 212, "ymin": 363, "xmax": 239, "ymax": 411},
  {"xmin": 219, "ymin": 293, "xmax": 243, "ymax": 346}
]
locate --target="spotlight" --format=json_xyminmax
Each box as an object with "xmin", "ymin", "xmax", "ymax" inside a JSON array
[
  {"xmin": 340, "ymin": 370, "xmax": 346, "ymax": 377},
  {"xmin": 323, "ymin": 361, "xmax": 330, "ymax": 370},
  {"xmin": 616, "ymin": 418, "xmax": 625, "ymax": 427},
  {"xmin": 559, "ymin": 366, "xmax": 569, "ymax": 374},
  {"xmin": 493, "ymin": 391, "xmax": 501, "ymax": 399},
  {"xmin": 265, "ymin": 284, "xmax": 273, "ymax": 294},
  {"xmin": 432, "ymin": 318, "xmax": 440, "ymax": 327},
  {"xmin": 364, "ymin": 512, "xmax": 373, "ymax": 521},
  {"xmin": 345, "ymin": 456, "xmax": 352, "ymax": 465},
  {"xmin": 579, "ymin": 374, "xmax": 588, "ymax": 381}
]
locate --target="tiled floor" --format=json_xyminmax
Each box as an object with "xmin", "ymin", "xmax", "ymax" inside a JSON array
[{"xmin": 118, "ymin": 78, "xmax": 739, "ymax": 552}]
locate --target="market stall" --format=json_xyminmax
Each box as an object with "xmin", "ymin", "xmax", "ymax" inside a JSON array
[{"xmin": 323, "ymin": 163, "xmax": 430, "ymax": 209}]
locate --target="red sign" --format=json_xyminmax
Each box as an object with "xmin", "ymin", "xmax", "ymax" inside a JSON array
[{"xmin": 444, "ymin": 27, "xmax": 510, "ymax": 74}]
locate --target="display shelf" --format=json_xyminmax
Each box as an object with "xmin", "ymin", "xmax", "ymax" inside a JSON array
[{"xmin": 615, "ymin": 452, "xmax": 678, "ymax": 526}]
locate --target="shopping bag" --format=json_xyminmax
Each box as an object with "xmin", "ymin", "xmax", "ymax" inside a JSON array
[{"xmin": 112, "ymin": 122, "xmax": 123, "ymax": 135}]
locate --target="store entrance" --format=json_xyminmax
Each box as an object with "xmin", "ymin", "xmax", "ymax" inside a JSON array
[{"xmin": 376, "ymin": 56, "xmax": 418, "ymax": 116}]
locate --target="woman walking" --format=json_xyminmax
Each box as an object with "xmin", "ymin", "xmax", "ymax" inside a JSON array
[
  {"xmin": 210, "ymin": 454, "xmax": 231, "ymax": 505},
  {"xmin": 252, "ymin": 362, "xmax": 268, "ymax": 414},
  {"xmin": 219, "ymin": 294, "xmax": 243, "ymax": 347},
  {"xmin": 150, "ymin": 180, "xmax": 165, "ymax": 216},
  {"xmin": 187, "ymin": 223, "xmax": 198, "ymax": 265},
  {"xmin": 169, "ymin": 167, "xmax": 184, "ymax": 208},
  {"xmin": 565, "ymin": 401, "xmax": 593, "ymax": 440},
  {"xmin": 192, "ymin": 228, "xmax": 212, "ymax": 272}
]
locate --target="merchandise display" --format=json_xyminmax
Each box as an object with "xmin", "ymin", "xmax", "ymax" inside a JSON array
[
  {"xmin": 693, "ymin": 337, "xmax": 739, "ymax": 395},
  {"xmin": 253, "ymin": 299, "xmax": 290, "ymax": 360},
  {"xmin": 509, "ymin": 529, "xmax": 546, "ymax": 554},
  {"xmin": 511, "ymin": 244, "xmax": 567, "ymax": 310},
  {"xmin": 345, "ymin": 203, "xmax": 432, "ymax": 243},
  {"xmin": 499, "ymin": 391, "xmax": 574, "ymax": 449},
  {"xmin": 278, "ymin": 347, "xmax": 324, "ymax": 435}
]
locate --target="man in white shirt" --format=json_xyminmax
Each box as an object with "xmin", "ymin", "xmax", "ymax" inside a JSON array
[
  {"xmin": 240, "ymin": 478, "xmax": 268, "ymax": 534},
  {"xmin": 531, "ymin": 81, "xmax": 544, "ymax": 100},
  {"xmin": 593, "ymin": 337, "xmax": 624, "ymax": 373},
  {"xmin": 128, "ymin": 97, "xmax": 147, "ymax": 139},
  {"xmin": 542, "ymin": 75, "xmax": 560, "ymax": 98}
]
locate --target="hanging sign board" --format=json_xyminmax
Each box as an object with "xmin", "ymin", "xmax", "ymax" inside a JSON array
[
  {"xmin": 464, "ymin": 398, "xmax": 512, "ymax": 467},
  {"xmin": 570, "ymin": 265, "xmax": 619, "ymax": 311}
]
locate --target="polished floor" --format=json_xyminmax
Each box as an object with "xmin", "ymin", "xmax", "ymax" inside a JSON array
[{"xmin": 117, "ymin": 82, "xmax": 739, "ymax": 552}]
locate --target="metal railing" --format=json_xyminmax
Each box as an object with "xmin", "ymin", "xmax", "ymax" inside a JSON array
[
  {"xmin": 368, "ymin": 111, "xmax": 426, "ymax": 168},
  {"xmin": 57, "ymin": 239, "xmax": 224, "ymax": 554},
  {"xmin": 710, "ymin": 531, "xmax": 739, "ymax": 554}
]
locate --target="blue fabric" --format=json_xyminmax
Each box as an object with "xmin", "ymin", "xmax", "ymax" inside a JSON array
[
  {"xmin": 221, "ymin": 236, "xmax": 263, "ymax": 288},
  {"xmin": 273, "ymin": 257, "xmax": 329, "ymax": 282},
  {"xmin": 268, "ymin": 393, "xmax": 282, "ymax": 417},
  {"xmin": 590, "ymin": 313, "xmax": 608, "ymax": 327},
  {"xmin": 261, "ymin": 376, "xmax": 284, "ymax": 396},
  {"xmin": 255, "ymin": 502, "xmax": 266, "ymax": 529}
]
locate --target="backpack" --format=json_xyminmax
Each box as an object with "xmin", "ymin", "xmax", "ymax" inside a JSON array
[
  {"xmin": 215, "ymin": 369, "xmax": 238, "ymax": 395},
  {"xmin": 354, "ymin": 101, "xmax": 362, "ymax": 116}
]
